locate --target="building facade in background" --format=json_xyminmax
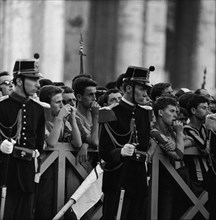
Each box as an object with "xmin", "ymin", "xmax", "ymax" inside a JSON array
[{"xmin": 0, "ymin": 0, "xmax": 215, "ymax": 93}]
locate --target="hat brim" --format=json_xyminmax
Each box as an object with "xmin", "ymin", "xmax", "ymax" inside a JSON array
[
  {"xmin": 132, "ymin": 80, "xmax": 152, "ymax": 88},
  {"xmin": 16, "ymin": 72, "xmax": 42, "ymax": 79}
]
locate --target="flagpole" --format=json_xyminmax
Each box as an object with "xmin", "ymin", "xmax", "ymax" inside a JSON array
[
  {"xmin": 52, "ymin": 164, "xmax": 103, "ymax": 220},
  {"xmin": 79, "ymin": 33, "xmax": 86, "ymax": 75},
  {"xmin": 52, "ymin": 199, "xmax": 75, "ymax": 220}
]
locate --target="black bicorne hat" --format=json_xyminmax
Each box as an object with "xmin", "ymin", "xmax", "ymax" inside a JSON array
[
  {"xmin": 123, "ymin": 66, "xmax": 155, "ymax": 88},
  {"xmin": 13, "ymin": 53, "xmax": 42, "ymax": 79}
]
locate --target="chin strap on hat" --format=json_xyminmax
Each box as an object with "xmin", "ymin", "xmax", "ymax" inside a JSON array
[{"xmin": 21, "ymin": 77, "xmax": 30, "ymax": 98}]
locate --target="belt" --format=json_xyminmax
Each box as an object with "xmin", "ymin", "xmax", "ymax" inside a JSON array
[
  {"xmin": 131, "ymin": 150, "xmax": 148, "ymax": 163},
  {"xmin": 13, "ymin": 146, "xmax": 36, "ymax": 161},
  {"xmin": 131, "ymin": 150, "xmax": 149, "ymax": 174},
  {"xmin": 12, "ymin": 146, "xmax": 41, "ymax": 183}
]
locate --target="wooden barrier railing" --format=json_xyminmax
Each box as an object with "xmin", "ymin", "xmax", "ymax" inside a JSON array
[
  {"xmin": 39, "ymin": 143, "xmax": 101, "ymax": 220},
  {"xmin": 150, "ymin": 147, "xmax": 209, "ymax": 220},
  {"xmin": 40, "ymin": 143, "xmax": 209, "ymax": 220}
]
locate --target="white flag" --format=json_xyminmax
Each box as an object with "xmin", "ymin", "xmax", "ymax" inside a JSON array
[{"xmin": 71, "ymin": 164, "xmax": 103, "ymax": 220}]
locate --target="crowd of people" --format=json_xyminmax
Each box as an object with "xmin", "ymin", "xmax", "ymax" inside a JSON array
[{"xmin": 0, "ymin": 56, "xmax": 216, "ymax": 220}]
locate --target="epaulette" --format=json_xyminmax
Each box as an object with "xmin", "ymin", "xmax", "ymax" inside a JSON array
[
  {"xmin": 138, "ymin": 104, "xmax": 153, "ymax": 122},
  {"xmin": 30, "ymin": 98, "xmax": 51, "ymax": 108},
  {"xmin": 99, "ymin": 105, "xmax": 117, "ymax": 123},
  {"xmin": 0, "ymin": 95, "xmax": 9, "ymax": 102}
]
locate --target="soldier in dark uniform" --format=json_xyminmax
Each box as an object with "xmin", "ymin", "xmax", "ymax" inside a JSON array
[
  {"xmin": 99, "ymin": 66, "xmax": 155, "ymax": 220},
  {"xmin": 0, "ymin": 57, "xmax": 45, "ymax": 220}
]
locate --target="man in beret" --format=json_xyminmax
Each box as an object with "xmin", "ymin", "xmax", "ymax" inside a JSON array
[
  {"xmin": 99, "ymin": 66, "xmax": 156, "ymax": 220},
  {"xmin": 0, "ymin": 58, "xmax": 45, "ymax": 220}
]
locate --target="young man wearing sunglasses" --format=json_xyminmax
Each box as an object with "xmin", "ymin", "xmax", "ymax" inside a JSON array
[{"xmin": 0, "ymin": 71, "xmax": 14, "ymax": 96}]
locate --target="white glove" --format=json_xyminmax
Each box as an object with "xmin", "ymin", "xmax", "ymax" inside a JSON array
[
  {"xmin": 121, "ymin": 144, "xmax": 135, "ymax": 157},
  {"xmin": 205, "ymin": 113, "xmax": 216, "ymax": 131},
  {"xmin": 0, "ymin": 139, "xmax": 16, "ymax": 154}
]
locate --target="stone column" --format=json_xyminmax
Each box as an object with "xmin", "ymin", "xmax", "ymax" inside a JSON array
[
  {"xmin": 42, "ymin": 0, "xmax": 65, "ymax": 82},
  {"xmin": 0, "ymin": 0, "xmax": 6, "ymax": 69},
  {"xmin": 63, "ymin": 0, "xmax": 90, "ymax": 86},
  {"xmin": 87, "ymin": 0, "xmax": 119, "ymax": 86},
  {"xmin": 30, "ymin": 0, "xmax": 45, "ymax": 67},
  {"xmin": 168, "ymin": 0, "xmax": 215, "ymax": 92},
  {"xmin": 143, "ymin": 0, "xmax": 168, "ymax": 84},
  {"xmin": 195, "ymin": 0, "xmax": 216, "ymax": 94},
  {"xmin": 115, "ymin": 0, "xmax": 145, "ymax": 75},
  {"xmin": 0, "ymin": 0, "xmax": 32, "ymax": 72},
  {"xmin": 115, "ymin": 0, "xmax": 168, "ymax": 84}
]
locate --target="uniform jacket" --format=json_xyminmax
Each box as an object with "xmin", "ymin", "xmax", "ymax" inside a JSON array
[
  {"xmin": 99, "ymin": 99, "xmax": 151, "ymax": 198},
  {"xmin": 0, "ymin": 91, "xmax": 45, "ymax": 192}
]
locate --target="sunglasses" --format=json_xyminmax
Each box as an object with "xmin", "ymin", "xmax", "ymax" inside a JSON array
[{"xmin": 0, "ymin": 80, "xmax": 14, "ymax": 86}]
